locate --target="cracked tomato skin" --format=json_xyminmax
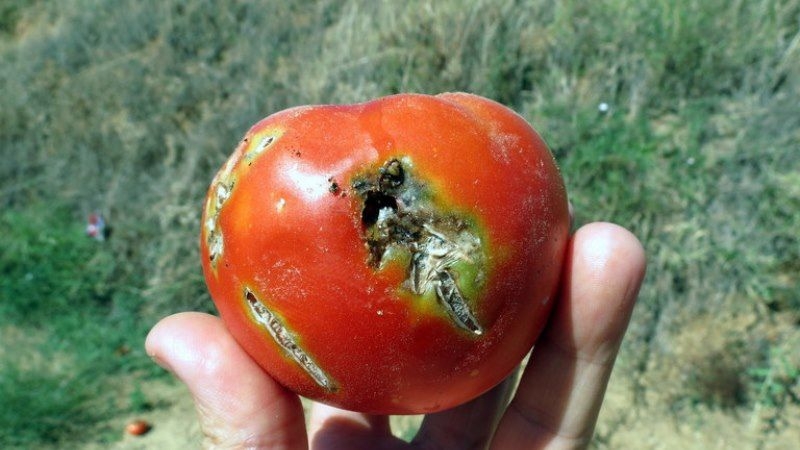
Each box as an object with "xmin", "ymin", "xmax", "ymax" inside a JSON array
[{"xmin": 200, "ymin": 92, "xmax": 569, "ymax": 414}]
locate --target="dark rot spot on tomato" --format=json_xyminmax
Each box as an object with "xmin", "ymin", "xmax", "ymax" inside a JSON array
[
  {"xmin": 352, "ymin": 158, "xmax": 484, "ymax": 335},
  {"xmin": 327, "ymin": 177, "xmax": 340, "ymax": 195},
  {"xmin": 361, "ymin": 191, "xmax": 399, "ymax": 229},
  {"xmin": 378, "ymin": 158, "xmax": 405, "ymax": 189}
]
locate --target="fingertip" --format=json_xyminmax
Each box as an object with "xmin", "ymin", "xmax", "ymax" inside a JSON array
[
  {"xmin": 571, "ymin": 222, "xmax": 646, "ymax": 313},
  {"xmin": 145, "ymin": 311, "xmax": 208, "ymax": 351},
  {"xmin": 572, "ymin": 222, "xmax": 646, "ymax": 280},
  {"xmin": 146, "ymin": 311, "xmax": 240, "ymax": 382},
  {"xmin": 552, "ymin": 222, "xmax": 646, "ymax": 361}
]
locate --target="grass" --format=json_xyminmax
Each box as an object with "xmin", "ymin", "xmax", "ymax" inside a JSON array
[
  {"xmin": 0, "ymin": 0, "xmax": 798, "ymax": 447},
  {"xmin": 0, "ymin": 205, "xmax": 159, "ymax": 447}
]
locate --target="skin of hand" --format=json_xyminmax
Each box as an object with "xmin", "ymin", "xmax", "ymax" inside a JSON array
[{"xmin": 146, "ymin": 222, "xmax": 646, "ymax": 450}]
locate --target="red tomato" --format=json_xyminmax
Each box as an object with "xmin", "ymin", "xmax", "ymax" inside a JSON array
[
  {"xmin": 200, "ymin": 93, "xmax": 569, "ymax": 414},
  {"xmin": 125, "ymin": 419, "xmax": 151, "ymax": 436}
]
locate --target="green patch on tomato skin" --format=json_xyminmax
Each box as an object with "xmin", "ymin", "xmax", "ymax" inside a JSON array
[
  {"xmin": 447, "ymin": 259, "xmax": 486, "ymax": 306},
  {"xmin": 396, "ymin": 287, "xmax": 441, "ymax": 320},
  {"xmin": 378, "ymin": 245, "xmax": 414, "ymax": 273}
]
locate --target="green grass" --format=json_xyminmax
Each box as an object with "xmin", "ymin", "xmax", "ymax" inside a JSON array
[
  {"xmin": 0, "ymin": 0, "xmax": 798, "ymax": 447},
  {"xmin": 0, "ymin": 205, "xmax": 159, "ymax": 447}
]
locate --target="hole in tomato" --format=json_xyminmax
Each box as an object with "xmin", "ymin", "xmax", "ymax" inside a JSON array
[{"xmin": 361, "ymin": 191, "xmax": 398, "ymax": 227}]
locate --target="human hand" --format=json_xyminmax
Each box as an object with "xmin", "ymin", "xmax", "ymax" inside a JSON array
[{"xmin": 146, "ymin": 222, "xmax": 646, "ymax": 449}]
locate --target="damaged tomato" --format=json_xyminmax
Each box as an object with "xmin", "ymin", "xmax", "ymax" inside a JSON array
[{"xmin": 200, "ymin": 93, "xmax": 569, "ymax": 414}]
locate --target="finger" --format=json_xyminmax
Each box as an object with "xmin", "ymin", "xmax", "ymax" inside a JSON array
[
  {"xmin": 145, "ymin": 312, "xmax": 308, "ymax": 449},
  {"xmin": 410, "ymin": 371, "xmax": 517, "ymax": 450},
  {"xmin": 491, "ymin": 222, "xmax": 646, "ymax": 449},
  {"xmin": 307, "ymin": 402, "xmax": 405, "ymax": 450}
]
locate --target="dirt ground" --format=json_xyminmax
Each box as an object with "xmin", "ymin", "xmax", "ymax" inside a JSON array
[
  {"xmin": 86, "ymin": 379, "xmax": 201, "ymax": 450},
  {"xmin": 595, "ymin": 372, "xmax": 800, "ymax": 450}
]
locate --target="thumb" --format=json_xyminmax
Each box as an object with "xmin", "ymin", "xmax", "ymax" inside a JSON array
[{"xmin": 145, "ymin": 312, "xmax": 308, "ymax": 449}]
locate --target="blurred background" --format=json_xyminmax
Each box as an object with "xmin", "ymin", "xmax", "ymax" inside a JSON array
[{"xmin": 1, "ymin": 0, "xmax": 798, "ymax": 448}]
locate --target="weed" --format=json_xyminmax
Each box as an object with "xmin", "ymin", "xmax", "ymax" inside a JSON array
[{"xmin": 749, "ymin": 346, "xmax": 800, "ymax": 433}]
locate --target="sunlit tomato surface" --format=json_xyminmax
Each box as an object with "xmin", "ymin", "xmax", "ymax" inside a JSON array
[{"xmin": 200, "ymin": 93, "xmax": 569, "ymax": 414}]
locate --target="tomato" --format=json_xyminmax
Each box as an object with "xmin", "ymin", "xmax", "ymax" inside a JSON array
[
  {"xmin": 200, "ymin": 93, "xmax": 569, "ymax": 414},
  {"xmin": 125, "ymin": 419, "xmax": 151, "ymax": 436}
]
